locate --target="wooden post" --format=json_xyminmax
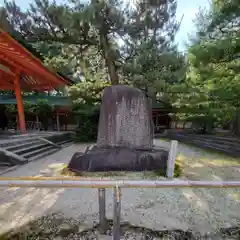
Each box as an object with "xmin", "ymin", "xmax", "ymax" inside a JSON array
[
  {"xmin": 113, "ymin": 186, "xmax": 121, "ymax": 240},
  {"xmin": 15, "ymin": 114, "xmax": 19, "ymax": 131},
  {"xmin": 65, "ymin": 114, "xmax": 67, "ymax": 131},
  {"xmin": 56, "ymin": 112, "xmax": 60, "ymax": 132},
  {"xmin": 167, "ymin": 140, "xmax": 178, "ymax": 178},
  {"xmin": 36, "ymin": 115, "xmax": 40, "ymax": 131},
  {"xmin": 98, "ymin": 188, "xmax": 107, "ymax": 234},
  {"xmin": 14, "ymin": 72, "xmax": 26, "ymax": 133},
  {"xmin": 156, "ymin": 114, "xmax": 159, "ymax": 130}
]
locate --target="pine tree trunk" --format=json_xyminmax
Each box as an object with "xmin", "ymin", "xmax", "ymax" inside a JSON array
[
  {"xmin": 145, "ymin": 86, "xmax": 155, "ymax": 137},
  {"xmin": 99, "ymin": 32, "xmax": 119, "ymax": 85}
]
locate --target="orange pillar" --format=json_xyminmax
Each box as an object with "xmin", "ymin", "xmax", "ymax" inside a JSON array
[{"xmin": 14, "ymin": 73, "xmax": 26, "ymax": 133}]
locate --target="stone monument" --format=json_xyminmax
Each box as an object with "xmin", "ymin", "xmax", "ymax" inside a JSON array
[
  {"xmin": 97, "ymin": 85, "xmax": 153, "ymax": 149},
  {"xmin": 68, "ymin": 85, "xmax": 168, "ymax": 173}
]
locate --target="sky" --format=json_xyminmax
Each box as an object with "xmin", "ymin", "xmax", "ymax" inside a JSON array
[
  {"xmin": 175, "ymin": 0, "xmax": 210, "ymax": 50},
  {"xmin": 0, "ymin": 0, "xmax": 210, "ymax": 51}
]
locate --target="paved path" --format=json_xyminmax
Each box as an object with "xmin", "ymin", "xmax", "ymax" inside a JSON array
[{"xmin": 0, "ymin": 140, "xmax": 239, "ymax": 236}]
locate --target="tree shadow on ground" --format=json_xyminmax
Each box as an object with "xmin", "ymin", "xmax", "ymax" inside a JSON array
[
  {"xmin": 178, "ymin": 186, "xmax": 240, "ymax": 238},
  {"xmin": 173, "ymin": 142, "xmax": 240, "ymax": 181},
  {"xmin": 1, "ymin": 214, "xmax": 239, "ymax": 240}
]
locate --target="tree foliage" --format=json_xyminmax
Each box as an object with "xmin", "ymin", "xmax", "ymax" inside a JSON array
[
  {"xmin": 171, "ymin": 0, "xmax": 240, "ymax": 133},
  {"xmin": 4, "ymin": 0, "xmax": 191, "ymax": 131},
  {"xmin": 121, "ymin": 0, "xmax": 186, "ymax": 99},
  {"xmin": 5, "ymin": 0, "xmax": 239, "ymax": 136},
  {"xmin": 4, "ymin": 0, "xmax": 183, "ymax": 87}
]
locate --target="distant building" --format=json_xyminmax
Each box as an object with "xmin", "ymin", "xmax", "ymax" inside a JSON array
[{"xmin": 152, "ymin": 101, "xmax": 172, "ymax": 133}]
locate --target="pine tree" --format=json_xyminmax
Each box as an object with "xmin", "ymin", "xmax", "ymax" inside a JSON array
[
  {"xmin": 174, "ymin": 0, "xmax": 240, "ymax": 133},
  {"xmin": 4, "ymin": 0, "xmax": 181, "ymax": 86}
]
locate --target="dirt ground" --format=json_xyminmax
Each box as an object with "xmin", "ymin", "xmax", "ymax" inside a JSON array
[{"xmin": 0, "ymin": 140, "xmax": 239, "ymax": 237}]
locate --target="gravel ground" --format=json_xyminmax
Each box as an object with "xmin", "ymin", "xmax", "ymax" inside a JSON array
[{"xmin": 0, "ymin": 140, "xmax": 239, "ymax": 239}]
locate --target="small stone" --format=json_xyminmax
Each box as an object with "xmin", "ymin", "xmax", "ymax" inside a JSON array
[
  {"xmin": 43, "ymin": 227, "xmax": 52, "ymax": 235},
  {"xmin": 78, "ymin": 224, "xmax": 91, "ymax": 233},
  {"xmin": 58, "ymin": 223, "xmax": 74, "ymax": 237},
  {"xmin": 98, "ymin": 234, "xmax": 112, "ymax": 240},
  {"xmin": 53, "ymin": 237, "xmax": 63, "ymax": 240}
]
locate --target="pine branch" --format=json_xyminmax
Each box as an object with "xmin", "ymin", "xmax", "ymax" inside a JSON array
[{"xmin": 25, "ymin": 34, "xmax": 97, "ymax": 46}]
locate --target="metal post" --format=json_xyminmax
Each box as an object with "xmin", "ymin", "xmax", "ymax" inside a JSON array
[
  {"xmin": 98, "ymin": 188, "xmax": 107, "ymax": 234},
  {"xmin": 113, "ymin": 186, "xmax": 121, "ymax": 240}
]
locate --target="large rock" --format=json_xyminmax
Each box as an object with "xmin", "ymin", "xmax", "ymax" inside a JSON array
[
  {"xmin": 97, "ymin": 85, "xmax": 153, "ymax": 149},
  {"xmin": 68, "ymin": 146, "xmax": 168, "ymax": 172}
]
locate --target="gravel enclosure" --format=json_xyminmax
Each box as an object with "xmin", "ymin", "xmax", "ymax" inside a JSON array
[{"xmin": 0, "ymin": 140, "xmax": 239, "ymax": 239}]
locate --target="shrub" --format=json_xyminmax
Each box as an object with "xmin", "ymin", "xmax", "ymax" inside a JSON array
[{"xmin": 73, "ymin": 104, "xmax": 100, "ymax": 142}]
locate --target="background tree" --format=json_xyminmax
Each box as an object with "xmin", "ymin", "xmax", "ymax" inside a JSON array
[
  {"xmin": 121, "ymin": 0, "xmax": 185, "ymax": 102},
  {"xmin": 4, "ymin": 0, "xmax": 183, "ymax": 86},
  {"xmin": 171, "ymin": 0, "xmax": 240, "ymax": 134},
  {"xmin": 33, "ymin": 99, "xmax": 53, "ymax": 130},
  {"xmin": 3, "ymin": 0, "xmax": 188, "ymax": 139},
  {"xmin": 4, "ymin": 0, "xmax": 124, "ymax": 84}
]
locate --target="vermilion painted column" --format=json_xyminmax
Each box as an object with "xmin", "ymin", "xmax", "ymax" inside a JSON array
[{"xmin": 14, "ymin": 73, "xmax": 26, "ymax": 133}]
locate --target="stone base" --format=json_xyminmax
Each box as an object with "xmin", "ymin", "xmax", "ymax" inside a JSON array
[{"xmin": 68, "ymin": 145, "xmax": 168, "ymax": 173}]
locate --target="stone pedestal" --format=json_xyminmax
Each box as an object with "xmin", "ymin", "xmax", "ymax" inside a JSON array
[{"xmin": 68, "ymin": 145, "xmax": 168, "ymax": 172}]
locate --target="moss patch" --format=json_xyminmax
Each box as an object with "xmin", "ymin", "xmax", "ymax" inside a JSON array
[
  {"xmin": 60, "ymin": 163, "xmax": 182, "ymax": 179},
  {"xmin": 151, "ymin": 163, "xmax": 182, "ymax": 178},
  {"xmin": 61, "ymin": 167, "xmax": 126, "ymax": 178}
]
